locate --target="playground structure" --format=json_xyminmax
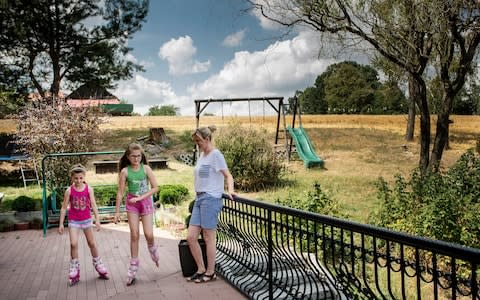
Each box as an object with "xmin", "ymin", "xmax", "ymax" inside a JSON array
[
  {"xmin": 0, "ymin": 136, "xmax": 40, "ymax": 188},
  {"xmin": 194, "ymin": 97, "xmax": 324, "ymax": 168}
]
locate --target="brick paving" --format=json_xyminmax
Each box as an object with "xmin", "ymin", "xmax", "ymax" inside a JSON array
[{"xmin": 0, "ymin": 224, "xmax": 246, "ymax": 300}]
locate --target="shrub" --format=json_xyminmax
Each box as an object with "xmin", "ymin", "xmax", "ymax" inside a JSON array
[
  {"xmin": 216, "ymin": 122, "xmax": 286, "ymax": 192},
  {"xmin": 158, "ymin": 184, "xmax": 189, "ymax": 205},
  {"xmin": 179, "ymin": 129, "xmax": 196, "ymax": 151},
  {"xmin": 94, "ymin": 185, "xmax": 118, "ymax": 206},
  {"xmin": 276, "ymin": 182, "xmax": 347, "ymax": 218},
  {"xmin": 0, "ymin": 199, "xmax": 14, "ymax": 212},
  {"xmin": 14, "ymin": 102, "xmax": 104, "ymax": 191},
  {"xmin": 0, "ymin": 219, "xmax": 14, "ymax": 232},
  {"xmin": 370, "ymin": 149, "xmax": 480, "ymax": 248},
  {"xmin": 11, "ymin": 195, "xmax": 36, "ymax": 212}
]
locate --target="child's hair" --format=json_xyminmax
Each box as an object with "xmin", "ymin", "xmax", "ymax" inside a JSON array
[
  {"xmin": 118, "ymin": 143, "xmax": 149, "ymax": 172},
  {"xmin": 192, "ymin": 125, "xmax": 217, "ymax": 141},
  {"xmin": 70, "ymin": 163, "xmax": 87, "ymax": 176}
]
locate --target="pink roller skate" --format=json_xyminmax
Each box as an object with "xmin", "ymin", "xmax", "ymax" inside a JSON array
[
  {"xmin": 93, "ymin": 256, "xmax": 109, "ymax": 280},
  {"xmin": 68, "ymin": 259, "xmax": 80, "ymax": 286},
  {"xmin": 126, "ymin": 258, "xmax": 139, "ymax": 286},
  {"xmin": 148, "ymin": 244, "xmax": 159, "ymax": 267}
]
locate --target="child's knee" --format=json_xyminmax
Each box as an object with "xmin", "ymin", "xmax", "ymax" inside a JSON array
[{"xmin": 130, "ymin": 231, "xmax": 140, "ymax": 242}]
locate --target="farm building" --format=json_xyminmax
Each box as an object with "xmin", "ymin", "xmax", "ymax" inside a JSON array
[{"xmin": 66, "ymin": 82, "xmax": 133, "ymax": 115}]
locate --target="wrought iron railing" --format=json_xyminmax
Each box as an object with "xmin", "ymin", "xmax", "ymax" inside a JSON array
[{"xmin": 216, "ymin": 195, "xmax": 480, "ymax": 300}]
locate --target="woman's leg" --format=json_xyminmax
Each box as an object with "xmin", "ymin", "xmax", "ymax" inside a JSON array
[
  {"xmin": 202, "ymin": 228, "xmax": 217, "ymax": 275},
  {"xmin": 127, "ymin": 212, "xmax": 140, "ymax": 258},
  {"xmin": 187, "ymin": 225, "xmax": 206, "ymax": 274}
]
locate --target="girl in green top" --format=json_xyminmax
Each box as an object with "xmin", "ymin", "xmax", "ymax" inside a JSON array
[{"xmin": 115, "ymin": 143, "xmax": 159, "ymax": 286}]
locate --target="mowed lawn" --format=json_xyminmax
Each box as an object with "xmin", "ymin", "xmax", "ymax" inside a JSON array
[{"xmin": 1, "ymin": 114, "xmax": 479, "ymax": 223}]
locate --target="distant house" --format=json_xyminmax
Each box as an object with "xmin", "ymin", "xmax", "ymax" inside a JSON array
[
  {"xmin": 28, "ymin": 83, "xmax": 133, "ymax": 115},
  {"xmin": 65, "ymin": 83, "xmax": 133, "ymax": 115},
  {"xmin": 65, "ymin": 83, "xmax": 120, "ymax": 108}
]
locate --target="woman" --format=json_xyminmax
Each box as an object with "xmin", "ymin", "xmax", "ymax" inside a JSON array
[{"xmin": 187, "ymin": 125, "xmax": 235, "ymax": 283}]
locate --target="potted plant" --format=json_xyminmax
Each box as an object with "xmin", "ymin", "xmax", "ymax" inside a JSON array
[
  {"xmin": 29, "ymin": 217, "xmax": 43, "ymax": 230},
  {"xmin": 12, "ymin": 196, "xmax": 41, "ymax": 222},
  {"xmin": 0, "ymin": 219, "xmax": 14, "ymax": 232}
]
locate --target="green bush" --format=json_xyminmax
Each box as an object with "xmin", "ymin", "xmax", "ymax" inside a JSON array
[
  {"xmin": 157, "ymin": 184, "xmax": 189, "ymax": 205},
  {"xmin": 11, "ymin": 195, "xmax": 36, "ymax": 212},
  {"xmin": 276, "ymin": 182, "xmax": 347, "ymax": 218},
  {"xmin": 0, "ymin": 219, "xmax": 14, "ymax": 231},
  {"xmin": 93, "ymin": 185, "xmax": 118, "ymax": 206},
  {"xmin": 216, "ymin": 122, "xmax": 286, "ymax": 192},
  {"xmin": 0, "ymin": 199, "xmax": 14, "ymax": 212},
  {"xmin": 179, "ymin": 129, "xmax": 196, "ymax": 151},
  {"xmin": 370, "ymin": 149, "xmax": 480, "ymax": 248}
]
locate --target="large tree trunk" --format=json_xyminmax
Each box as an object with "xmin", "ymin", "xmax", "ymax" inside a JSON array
[
  {"xmin": 411, "ymin": 75, "xmax": 430, "ymax": 173},
  {"xmin": 430, "ymin": 92, "xmax": 454, "ymax": 172},
  {"xmin": 405, "ymin": 76, "xmax": 416, "ymax": 141}
]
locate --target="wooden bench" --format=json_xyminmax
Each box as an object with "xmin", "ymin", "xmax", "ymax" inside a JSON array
[{"xmin": 93, "ymin": 158, "xmax": 168, "ymax": 174}]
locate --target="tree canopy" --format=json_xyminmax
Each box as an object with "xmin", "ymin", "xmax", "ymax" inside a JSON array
[
  {"xmin": 146, "ymin": 105, "xmax": 180, "ymax": 116},
  {"xmin": 0, "ymin": 0, "xmax": 149, "ymax": 103},
  {"xmin": 294, "ymin": 61, "xmax": 406, "ymax": 114},
  {"xmin": 250, "ymin": 0, "xmax": 480, "ymax": 172}
]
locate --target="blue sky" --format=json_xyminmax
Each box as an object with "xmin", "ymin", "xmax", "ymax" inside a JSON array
[{"xmin": 113, "ymin": 0, "xmax": 341, "ymax": 116}]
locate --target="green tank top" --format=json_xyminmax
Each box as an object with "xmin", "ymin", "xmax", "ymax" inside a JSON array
[{"xmin": 127, "ymin": 164, "xmax": 149, "ymax": 195}]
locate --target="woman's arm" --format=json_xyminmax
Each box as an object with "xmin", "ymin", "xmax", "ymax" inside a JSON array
[{"xmin": 220, "ymin": 169, "xmax": 236, "ymax": 199}]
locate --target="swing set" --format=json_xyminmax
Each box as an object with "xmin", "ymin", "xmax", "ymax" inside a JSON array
[{"xmin": 194, "ymin": 96, "xmax": 323, "ymax": 168}]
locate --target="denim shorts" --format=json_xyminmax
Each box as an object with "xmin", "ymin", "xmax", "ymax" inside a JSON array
[
  {"xmin": 68, "ymin": 218, "xmax": 93, "ymax": 230},
  {"xmin": 189, "ymin": 193, "xmax": 223, "ymax": 229},
  {"xmin": 125, "ymin": 193, "xmax": 155, "ymax": 216}
]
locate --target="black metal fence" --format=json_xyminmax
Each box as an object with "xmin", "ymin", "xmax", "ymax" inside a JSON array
[{"xmin": 216, "ymin": 195, "xmax": 480, "ymax": 300}]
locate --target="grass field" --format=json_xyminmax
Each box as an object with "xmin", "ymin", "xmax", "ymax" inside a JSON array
[{"xmin": 1, "ymin": 114, "xmax": 479, "ymax": 223}]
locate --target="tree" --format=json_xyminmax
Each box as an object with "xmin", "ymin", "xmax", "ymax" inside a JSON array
[
  {"xmin": 0, "ymin": 0, "xmax": 148, "ymax": 104},
  {"xmin": 249, "ymin": 0, "xmax": 480, "ymax": 173},
  {"xmin": 0, "ymin": 64, "xmax": 30, "ymax": 118},
  {"xmin": 321, "ymin": 61, "xmax": 380, "ymax": 113},
  {"xmin": 146, "ymin": 105, "xmax": 180, "ymax": 116}
]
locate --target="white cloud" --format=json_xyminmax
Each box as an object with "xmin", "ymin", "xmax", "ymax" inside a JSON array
[
  {"xmin": 187, "ymin": 30, "xmax": 336, "ymax": 116},
  {"xmin": 125, "ymin": 53, "xmax": 155, "ymax": 69},
  {"xmin": 113, "ymin": 75, "xmax": 191, "ymax": 115},
  {"xmin": 158, "ymin": 35, "xmax": 210, "ymax": 75},
  {"xmin": 250, "ymin": 0, "xmax": 295, "ymax": 31},
  {"xmin": 222, "ymin": 29, "xmax": 246, "ymax": 47}
]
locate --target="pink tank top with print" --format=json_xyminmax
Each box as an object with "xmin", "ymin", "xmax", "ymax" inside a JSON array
[{"xmin": 68, "ymin": 184, "xmax": 92, "ymax": 221}]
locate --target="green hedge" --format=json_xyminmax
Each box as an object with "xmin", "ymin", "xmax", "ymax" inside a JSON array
[
  {"xmin": 157, "ymin": 184, "xmax": 189, "ymax": 205},
  {"xmin": 11, "ymin": 195, "xmax": 37, "ymax": 212}
]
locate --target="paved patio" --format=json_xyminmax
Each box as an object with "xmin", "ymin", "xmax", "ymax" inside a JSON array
[{"xmin": 0, "ymin": 223, "xmax": 247, "ymax": 300}]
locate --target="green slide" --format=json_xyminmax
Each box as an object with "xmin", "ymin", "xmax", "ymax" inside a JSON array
[{"xmin": 287, "ymin": 126, "xmax": 324, "ymax": 168}]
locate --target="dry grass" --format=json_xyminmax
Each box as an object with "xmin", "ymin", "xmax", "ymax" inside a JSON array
[{"xmin": 2, "ymin": 114, "xmax": 478, "ymax": 222}]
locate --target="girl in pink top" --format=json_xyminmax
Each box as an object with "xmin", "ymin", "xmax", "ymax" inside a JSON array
[{"xmin": 59, "ymin": 164, "xmax": 109, "ymax": 285}]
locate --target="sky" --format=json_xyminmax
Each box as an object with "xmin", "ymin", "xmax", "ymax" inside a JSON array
[{"xmin": 112, "ymin": 0, "xmax": 351, "ymax": 116}]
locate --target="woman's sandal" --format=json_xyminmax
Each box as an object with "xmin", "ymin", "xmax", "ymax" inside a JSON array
[
  {"xmin": 187, "ymin": 272, "xmax": 205, "ymax": 282},
  {"xmin": 195, "ymin": 272, "xmax": 217, "ymax": 283}
]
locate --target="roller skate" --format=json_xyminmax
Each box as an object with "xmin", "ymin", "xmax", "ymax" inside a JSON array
[
  {"xmin": 93, "ymin": 256, "xmax": 109, "ymax": 280},
  {"xmin": 126, "ymin": 258, "xmax": 139, "ymax": 286},
  {"xmin": 68, "ymin": 259, "xmax": 80, "ymax": 286},
  {"xmin": 148, "ymin": 244, "xmax": 159, "ymax": 267}
]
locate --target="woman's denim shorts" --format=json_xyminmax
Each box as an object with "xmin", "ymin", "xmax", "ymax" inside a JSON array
[{"xmin": 189, "ymin": 193, "xmax": 223, "ymax": 229}]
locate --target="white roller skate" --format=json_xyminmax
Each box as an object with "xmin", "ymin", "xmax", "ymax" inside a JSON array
[
  {"xmin": 68, "ymin": 259, "xmax": 80, "ymax": 286},
  {"xmin": 126, "ymin": 258, "xmax": 139, "ymax": 286},
  {"xmin": 93, "ymin": 256, "xmax": 109, "ymax": 280},
  {"xmin": 148, "ymin": 244, "xmax": 159, "ymax": 267}
]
